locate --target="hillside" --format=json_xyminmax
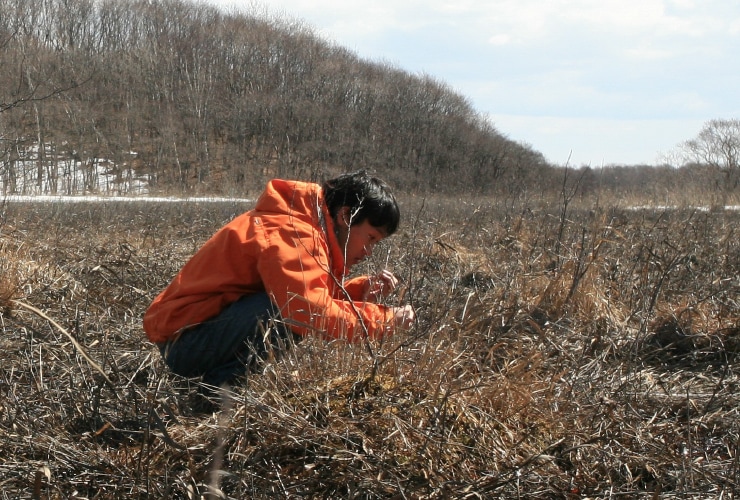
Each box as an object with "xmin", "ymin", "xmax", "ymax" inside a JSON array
[{"xmin": 0, "ymin": 0, "xmax": 552, "ymax": 197}]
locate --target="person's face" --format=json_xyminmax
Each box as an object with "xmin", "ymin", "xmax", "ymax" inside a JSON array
[{"xmin": 335, "ymin": 207, "xmax": 388, "ymax": 267}]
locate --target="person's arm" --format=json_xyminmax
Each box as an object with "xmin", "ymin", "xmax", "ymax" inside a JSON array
[
  {"xmin": 343, "ymin": 270, "xmax": 399, "ymax": 303},
  {"xmin": 340, "ymin": 274, "xmax": 415, "ymax": 331},
  {"xmin": 257, "ymin": 222, "xmax": 394, "ymax": 341},
  {"xmin": 341, "ymin": 276, "xmax": 371, "ymax": 301}
]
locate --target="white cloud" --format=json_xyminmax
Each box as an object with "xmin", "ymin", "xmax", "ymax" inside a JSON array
[
  {"xmin": 622, "ymin": 47, "xmax": 677, "ymax": 61},
  {"xmin": 669, "ymin": 0, "xmax": 696, "ymax": 8},
  {"xmin": 206, "ymin": 0, "xmax": 740, "ymax": 165},
  {"xmin": 557, "ymin": 0, "xmax": 665, "ymax": 27},
  {"xmin": 493, "ymin": 115, "xmax": 707, "ymax": 166},
  {"xmin": 730, "ymin": 17, "xmax": 740, "ymax": 35},
  {"xmin": 488, "ymin": 34, "xmax": 512, "ymax": 46}
]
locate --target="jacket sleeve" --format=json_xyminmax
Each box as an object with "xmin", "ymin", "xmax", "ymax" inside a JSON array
[
  {"xmin": 342, "ymin": 276, "xmax": 371, "ymax": 302},
  {"xmin": 256, "ymin": 218, "xmax": 392, "ymax": 341}
]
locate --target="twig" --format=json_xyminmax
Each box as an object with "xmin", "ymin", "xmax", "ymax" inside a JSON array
[{"xmin": 11, "ymin": 299, "xmax": 116, "ymax": 390}]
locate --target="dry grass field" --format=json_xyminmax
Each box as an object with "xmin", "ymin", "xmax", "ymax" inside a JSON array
[{"xmin": 1, "ymin": 195, "xmax": 738, "ymax": 499}]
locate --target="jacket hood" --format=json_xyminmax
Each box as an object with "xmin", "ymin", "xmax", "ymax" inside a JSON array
[
  {"xmin": 253, "ymin": 179, "xmax": 348, "ymax": 276},
  {"xmin": 253, "ymin": 179, "xmax": 322, "ymax": 220}
]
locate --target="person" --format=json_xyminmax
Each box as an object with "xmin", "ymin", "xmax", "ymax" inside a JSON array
[{"xmin": 143, "ymin": 170, "xmax": 415, "ymax": 391}]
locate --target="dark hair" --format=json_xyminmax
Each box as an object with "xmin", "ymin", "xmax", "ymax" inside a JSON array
[{"xmin": 322, "ymin": 170, "xmax": 400, "ymax": 235}]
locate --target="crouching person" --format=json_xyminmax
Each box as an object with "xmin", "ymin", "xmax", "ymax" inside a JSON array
[{"xmin": 143, "ymin": 170, "xmax": 415, "ymax": 394}]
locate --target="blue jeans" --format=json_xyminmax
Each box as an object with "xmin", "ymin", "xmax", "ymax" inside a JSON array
[{"xmin": 158, "ymin": 293, "xmax": 297, "ymax": 387}]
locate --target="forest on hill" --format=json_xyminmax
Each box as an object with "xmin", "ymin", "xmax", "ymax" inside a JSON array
[
  {"xmin": 0, "ymin": 0, "xmax": 549, "ymax": 197},
  {"xmin": 0, "ymin": 0, "xmax": 737, "ymax": 203}
]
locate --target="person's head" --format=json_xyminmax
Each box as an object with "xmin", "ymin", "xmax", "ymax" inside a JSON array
[{"xmin": 322, "ymin": 170, "xmax": 400, "ymax": 267}]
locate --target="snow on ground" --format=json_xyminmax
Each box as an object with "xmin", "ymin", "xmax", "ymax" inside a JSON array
[
  {"xmin": 1, "ymin": 145, "xmax": 256, "ymax": 203},
  {"xmin": 2, "ymin": 194, "xmax": 253, "ymax": 203},
  {"xmin": 627, "ymin": 205, "xmax": 740, "ymax": 211},
  {"xmin": 1, "ymin": 145, "xmax": 149, "ymax": 197},
  {"xmin": 2, "ymin": 194, "xmax": 736, "ymax": 211}
]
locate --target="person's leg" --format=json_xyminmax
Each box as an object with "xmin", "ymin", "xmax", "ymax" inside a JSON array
[{"xmin": 158, "ymin": 293, "xmax": 295, "ymax": 387}]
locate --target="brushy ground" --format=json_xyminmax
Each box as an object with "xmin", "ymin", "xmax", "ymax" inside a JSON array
[{"xmin": 1, "ymin": 195, "xmax": 739, "ymax": 499}]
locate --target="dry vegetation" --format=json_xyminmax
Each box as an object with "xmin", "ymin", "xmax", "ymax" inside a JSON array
[{"xmin": 1, "ymin": 195, "xmax": 739, "ymax": 499}]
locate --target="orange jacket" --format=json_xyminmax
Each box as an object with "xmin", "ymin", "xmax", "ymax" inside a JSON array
[{"xmin": 143, "ymin": 179, "xmax": 393, "ymax": 343}]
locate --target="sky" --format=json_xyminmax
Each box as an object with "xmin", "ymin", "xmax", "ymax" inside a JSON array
[{"xmin": 205, "ymin": 0, "xmax": 740, "ymax": 167}]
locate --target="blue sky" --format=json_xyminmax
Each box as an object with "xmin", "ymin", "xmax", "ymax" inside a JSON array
[{"xmin": 206, "ymin": 0, "xmax": 740, "ymax": 167}]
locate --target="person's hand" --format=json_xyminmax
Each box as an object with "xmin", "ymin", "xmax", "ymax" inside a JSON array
[
  {"xmin": 365, "ymin": 269, "xmax": 399, "ymax": 302},
  {"xmin": 392, "ymin": 304, "xmax": 416, "ymax": 330}
]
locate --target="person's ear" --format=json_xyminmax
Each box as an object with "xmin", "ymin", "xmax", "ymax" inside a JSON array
[{"xmin": 337, "ymin": 206, "xmax": 351, "ymax": 228}]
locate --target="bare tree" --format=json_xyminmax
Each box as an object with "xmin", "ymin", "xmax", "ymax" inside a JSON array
[{"xmin": 680, "ymin": 119, "xmax": 740, "ymax": 194}]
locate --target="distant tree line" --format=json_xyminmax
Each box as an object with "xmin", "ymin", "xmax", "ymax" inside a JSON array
[{"xmin": 0, "ymin": 0, "xmax": 737, "ymax": 202}]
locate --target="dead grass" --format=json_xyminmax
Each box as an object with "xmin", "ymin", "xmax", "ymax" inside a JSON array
[{"xmin": 1, "ymin": 197, "xmax": 738, "ymax": 498}]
